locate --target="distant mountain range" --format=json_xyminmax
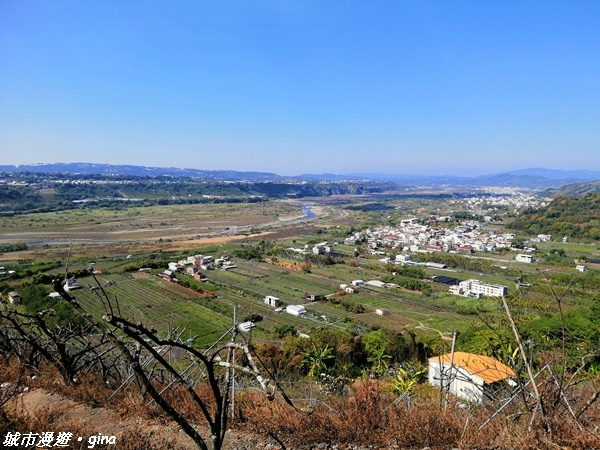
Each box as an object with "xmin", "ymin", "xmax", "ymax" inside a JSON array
[
  {"xmin": 1, "ymin": 163, "xmax": 600, "ymax": 190},
  {"xmin": 0, "ymin": 163, "xmax": 283, "ymax": 181}
]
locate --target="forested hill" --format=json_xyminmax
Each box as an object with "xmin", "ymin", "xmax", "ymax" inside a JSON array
[
  {"xmin": 0, "ymin": 163, "xmax": 284, "ymax": 181},
  {"xmin": 508, "ymin": 193, "xmax": 600, "ymax": 240},
  {"xmin": 542, "ymin": 180, "xmax": 600, "ymax": 198},
  {"xmin": 0, "ymin": 172, "xmax": 397, "ymax": 214}
]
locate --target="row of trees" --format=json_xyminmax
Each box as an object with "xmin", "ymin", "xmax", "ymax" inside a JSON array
[
  {"xmin": 417, "ymin": 251, "xmax": 522, "ymax": 277},
  {"xmin": 233, "ymin": 240, "xmax": 342, "ymax": 267}
]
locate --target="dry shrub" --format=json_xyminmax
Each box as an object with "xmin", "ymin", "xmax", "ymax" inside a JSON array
[
  {"xmin": 236, "ymin": 376, "xmax": 600, "ymax": 450},
  {"xmin": 385, "ymin": 400, "xmax": 463, "ymax": 449},
  {"xmin": 157, "ymin": 381, "xmax": 221, "ymax": 423},
  {"xmin": 235, "ymin": 391, "xmax": 308, "ymax": 446},
  {"xmin": 3, "ymin": 388, "xmax": 194, "ymax": 450},
  {"xmin": 328, "ymin": 380, "xmax": 393, "ymax": 444},
  {"xmin": 236, "ymin": 381, "xmax": 464, "ymax": 449}
]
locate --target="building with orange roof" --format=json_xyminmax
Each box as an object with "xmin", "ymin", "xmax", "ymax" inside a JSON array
[{"xmin": 428, "ymin": 351, "xmax": 516, "ymax": 404}]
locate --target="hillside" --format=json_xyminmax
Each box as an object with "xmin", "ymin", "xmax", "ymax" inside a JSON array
[
  {"xmin": 0, "ymin": 163, "xmax": 285, "ymax": 181},
  {"xmin": 0, "ymin": 171, "xmax": 397, "ymax": 214},
  {"xmin": 508, "ymin": 193, "xmax": 600, "ymax": 240},
  {"xmin": 543, "ymin": 179, "xmax": 600, "ymax": 198}
]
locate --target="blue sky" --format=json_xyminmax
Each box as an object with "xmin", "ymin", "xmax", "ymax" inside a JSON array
[{"xmin": 1, "ymin": 1, "xmax": 598, "ymax": 176}]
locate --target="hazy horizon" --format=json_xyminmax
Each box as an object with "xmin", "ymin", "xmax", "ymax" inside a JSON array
[{"xmin": 3, "ymin": 161, "xmax": 600, "ymax": 180}]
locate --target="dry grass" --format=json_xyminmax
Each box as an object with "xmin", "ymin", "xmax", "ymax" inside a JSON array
[
  {"xmin": 3, "ymin": 357, "xmax": 600, "ymax": 450},
  {"xmin": 236, "ymin": 379, "xmax": 600, "ymax": 450}
]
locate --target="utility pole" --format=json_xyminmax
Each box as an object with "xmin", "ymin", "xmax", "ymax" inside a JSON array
[
  {"xmin": 444, "ymin": 330, "xmax": 457, "ymax": 410},
  {"xmin": 230, "ymin": 305, "xmax": 237, "ymax": 419}
]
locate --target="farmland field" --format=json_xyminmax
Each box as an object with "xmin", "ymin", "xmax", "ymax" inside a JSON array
[
  {"xmin": 3, "ymin": 193, "xmax": 598, "ymax": 354},
  {"xmin": 71, "ymin": 272, "xmax": 235, "ymax": 346},
  {"xmin": 66, "ymin": 252, "xmax": 481, "ymax": 350}
]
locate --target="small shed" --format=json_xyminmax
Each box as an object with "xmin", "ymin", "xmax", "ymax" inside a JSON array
[
  {"xmin": 65, "ymin": 277, "xmax": 81, "ymax": 291},
  {"xmin": 194, "ymin": 272, "xmax": 207, "ymax": 281},
  {"xmin": 8, "ymin": 291, "xmax": 22, "ymax": 305},
  {"xmin": 344, "ymin": 285, "xmax": 357, "ymax": 294},
  {"xmin": 168, "ymin": 262, "xmax": 182, "ymax": 272},
  {"xmin": 515, "ymin": 254, "xmax": 533, "ymax": 263},
  {"xmin": 428, "ymin": 351, "xmax": 515, "ymax": 404},
  {"xmin": 426, "ymin": 262, "xmax": 448, "ymax": 269},
  {"xmin": 264, "ymin": 295, "xmax": 281, "ymax": 307},
  {"xmin": 376, "ymin": 308, "xmax": 390, "ymax": 316},
  {"xmin": 286, "ymin": 305, "xmax": 307, "ymax": 317}
]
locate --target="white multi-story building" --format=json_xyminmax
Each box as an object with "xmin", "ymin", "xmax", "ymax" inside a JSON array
[
  {"xmin": 515, "ymin": 254, "xmax": 533, "ymax": 263},
  {"xmin": 395, "ymin": 254, "xmax": 411, "ymax": 263},
  {"xmin": 450, "ymin": 279, "xmax": 508, "ymax": 298}
]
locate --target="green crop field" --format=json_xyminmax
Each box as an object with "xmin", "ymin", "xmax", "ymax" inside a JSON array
[
  {"xmin": 177, "ymin": 259, "xmax": 488, "ymax": 341},
  {"xmin": 71, "ymin": 272, "xmax": 234, "ymax": 346}
]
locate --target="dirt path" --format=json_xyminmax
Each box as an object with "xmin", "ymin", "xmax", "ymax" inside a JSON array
[
  {"xmin": 12, "ymin": 389, "xmax": 197, "ymax": 449},
  {"xmin": 12, "ymin": 389, "xmax": 268, "ymax": 450}
]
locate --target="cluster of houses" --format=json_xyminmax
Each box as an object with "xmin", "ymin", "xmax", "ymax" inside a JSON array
[
  {"xmin": 342, "ymin": 219, "xmax": 594, "ymax": 276},
  {"xmin": 263, "ymin": 294, "xmax": 306, "ymax": 317},
  {"xmin": 449, "ymin": 187, "xmax": 551, "ymax": 215},
  {"xmin": 345, "ymin": 219, "xmax": 518, "ymax": 257},
  {"xmin": 157, "ymin": 253, "xmax": 238, "ymax": 283},
  {"xmin": 263, "ymin": 293, "xmax": 324, "ymax": 318},
  {"xmin": 339, "ymin": 279, "xmax": 364, "ymax": 294},
  {"xmin": 283, "ymin": 241, "xmax": 334, "ymax": 256}
]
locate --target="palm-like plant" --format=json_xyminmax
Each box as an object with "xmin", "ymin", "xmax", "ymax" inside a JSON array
[
  {"xmin": 367, "ymin": 346, "xmax": 392, "ymax": 376},
  {"xmin": 392, "ymin": 365, "xmax": 427, "ymax": 395},
  {"xmin": 301, "ymin": 344, "xmax": 334, "ymax": 378}
]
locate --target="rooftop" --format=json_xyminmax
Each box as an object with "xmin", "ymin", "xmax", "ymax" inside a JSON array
[{"xmin": 429, "ymin": 351, "xmax": 516, "ymax": 384}]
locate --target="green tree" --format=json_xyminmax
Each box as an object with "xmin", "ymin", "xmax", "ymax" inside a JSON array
[
  {"xmin": 363, "ymin": 329, "xmax": 391, "ymax": 375},
  {"xmin": 274, "ymin": 324, "xmax": 297, "ymax": 339}
]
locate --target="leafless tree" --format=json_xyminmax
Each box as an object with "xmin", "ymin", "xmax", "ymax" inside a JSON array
[
  {"xmin": 0, "ymin": 305, "xmax": 117, "ymax": 385},
  {"xmin": 55, "ymin": 269, "xmax": 278, "ymax": 450}
]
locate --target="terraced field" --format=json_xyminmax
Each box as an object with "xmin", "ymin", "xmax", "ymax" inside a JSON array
[
  {"xmin": 197, "ymin": 259, "xmax": 473, "ymax": 339},
  {"xmin": 67, "ymin": 252, "xmax": 493, "ymax": 349},
  {"xmin": 71, "ymin": 272, "xmax": 234, "ymax": 346}
]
